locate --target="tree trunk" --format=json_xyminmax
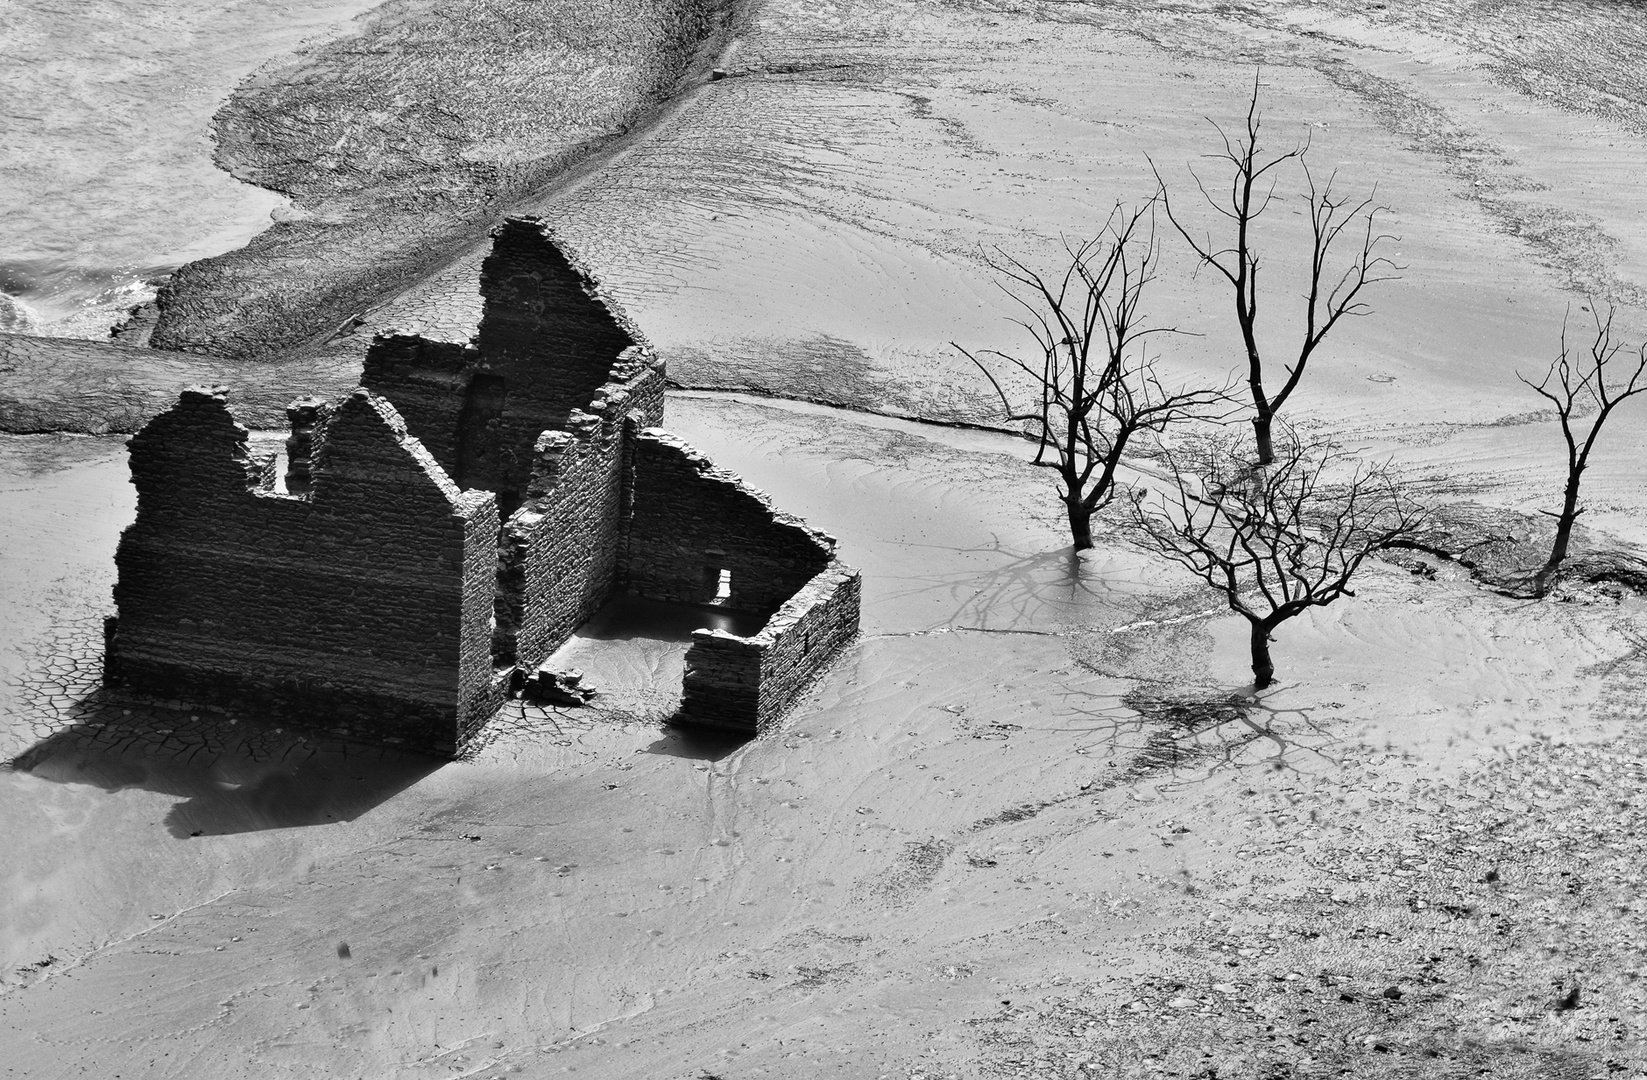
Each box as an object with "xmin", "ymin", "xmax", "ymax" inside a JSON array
[
  {"xmin": 1250, "ymin": 620, "xmax": 1275, "ymax": 689},
  {"xmin": 1068, "ymin": 500, "xmax": 1094, "ymax": 551},
  {"xmin": 1251, "ymin": 414, "xmax": 1274, "ymax": 466},
  {"xmin": 1535, "ymin": 471, "xmax": 1585, "ymax": 595}
]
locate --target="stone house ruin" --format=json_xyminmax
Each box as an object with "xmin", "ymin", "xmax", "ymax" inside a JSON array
[{"xmin": 104, "ymin": 218, "xmax": 861, "ymax": 757}]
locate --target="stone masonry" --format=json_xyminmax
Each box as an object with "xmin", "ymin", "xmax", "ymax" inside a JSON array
[
  {"xmin": 498, "ymin": 349, "xmax": 662, "ymax": 673},
  {"xmin": 621, "ymin": 431, "xmax": 861, "ymax": 730},
  {"xmin": 681, "ymin": 564, "xmax": 862, "ymax": 732},
  {"xmin": 361, "ymin": 217, "xmax": 653, "ymax": 514},
  {"xmin": 624, "ymin": 431, "xmax": 834, "ymax": 611},
  {"xmin": 105, "ymin": 217, "xmax": 860, "ymax": 755},
  {"xmin": 105, "ymin": 387, "xmax": 500, "ymax": 756}
]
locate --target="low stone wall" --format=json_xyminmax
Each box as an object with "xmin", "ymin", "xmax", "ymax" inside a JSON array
[
  {"xmin": 679, "ymin": 561, "xmax": 861, "ymax": 733},
  {"xmin": 104, "ymin": 387, "xmax": 500, "ymax": 757},
  {"xmin": 499, "ymin": 352, "xmax": 665, "ymax": 669},
  {"xmin": 624, "ymin": 430, "xmax": 835, "ymax": 614}
]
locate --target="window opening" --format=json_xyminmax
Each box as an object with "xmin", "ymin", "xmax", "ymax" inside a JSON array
[{"xmin": 712, "ymin": 568, "xmax": 732, "ymax": 606}]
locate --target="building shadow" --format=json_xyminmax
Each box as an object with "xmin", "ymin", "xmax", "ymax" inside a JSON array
[
  {"xmin": 6, "ymin": 686, "xmax": 441, "ymax": 839},
  {"xmin": 643, "ymin": 722, "xmax": 751, "ymax": 762},
  {"xmin": 575, "ymin": 595, "xmax": 769, "ymax": 643}
]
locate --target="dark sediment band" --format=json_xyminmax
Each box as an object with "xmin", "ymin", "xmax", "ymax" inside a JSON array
[
  {"xmin": 147, "ymin": 0, "xmax": 741, "ymax": 364},
  {"xmin": 0, "ymin": 333, "xmax": 357, "ymax": 434}
]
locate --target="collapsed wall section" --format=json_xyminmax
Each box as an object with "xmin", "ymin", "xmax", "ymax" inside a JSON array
[
  {"xmin": 623, "ymin": 430, "xmax": 835, "ymax": 614},
  {"xmin": 496, "ymin": 353, "xmax": 666, "ymax": 671},
  {"xmin": 679, "ymin": 562, "xmax": 862, "ymax": 733},
  {"xmin": 104, "ymin": 387, "xmax": 500, "ymax": 756}
]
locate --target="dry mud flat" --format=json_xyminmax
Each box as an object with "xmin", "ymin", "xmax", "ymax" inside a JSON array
[
  {"xmin": 0, "ymin": 0, "xmax": 384, "ymax": 336},
  {"xmin": 2, "ymin": 397, "xmax": 1645, "ymax": 1078},
  {"xmin": 141, "ymin": 0, "xmax": 732, "ymax": 361},
  {"xmin": 7, "ymin": 0, "xmax": 1647, "ymax": 1078}
]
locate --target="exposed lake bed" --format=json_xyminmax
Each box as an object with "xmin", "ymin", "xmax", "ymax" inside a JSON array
[{"xmin": 4, "ymin": 0, "xmax": 1647, "ymax": 1075}]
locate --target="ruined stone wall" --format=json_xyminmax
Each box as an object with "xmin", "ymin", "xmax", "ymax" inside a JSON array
[
  {"xmin": 623, "ymin": 428, "xmax": 859, "ymax": 732},
  {"xmin": 679, "ymin": 562, "xmax": 861, "ymax": 733},
  {"xmin": 623, "ymin": 430, "xmax": 835, "ymax": 614},
  {"xmin": 360, "ymin": 220, "xmax": 656, "ymax": 508},
  {"xmin": 359, "ymin": 334, "xmax": 477, "ymax": 480},
  {"xmin": 609, "ymin": 346, "xmax": 667, "ymax": 429},
  {"xmin": 105, "ymin": 387, "xmax": 500, "ymax": 756},
  {"xmin": 496, "ymin": 355, "xmax": 666, "ymax": 670},
  {"xmin": 100, "ymin": 219, "xmax": 862, "ymax": 750},
  {"xmin": 470, "ymin": 218, "xmax": 647, "ymax": 500}
]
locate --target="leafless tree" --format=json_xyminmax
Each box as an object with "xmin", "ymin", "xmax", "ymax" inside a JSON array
[
  {"xmin": 1519, "ymin": 304, "xmax": 1647, "ymax": 596},
  {"xmin": 1127, "ymin": 427, "xmax": 1426, "ymax": 690},
  {"xmin": 955, "ymin": 204, "xmax": 1233, "ymax": 550},
  {"xmin": 1153, "ymin": 74, "xmax": 1399, "ymax": 465}
]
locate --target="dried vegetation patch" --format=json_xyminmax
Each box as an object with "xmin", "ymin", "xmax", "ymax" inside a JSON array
[{"xmin": 1389, "ymin": 501, "xmax": 1647, "ymax": 599}]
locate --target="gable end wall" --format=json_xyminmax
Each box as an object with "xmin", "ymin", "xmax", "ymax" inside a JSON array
[
  {"xmin": 359, "ymin": 334, "xmax": 477, "ymax": 480},
  {"xmin": 470, "ymin": 218, "xmax": 645, "ymax": 498},
  {"xmin": 105, "ymin": 388, "xmax": 500, "ymax": 756}
]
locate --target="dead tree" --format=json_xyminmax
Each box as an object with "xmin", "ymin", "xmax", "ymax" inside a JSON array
[
  {"xmin": 1153, "ymin": 74, "xmax": 1399, "ymax": 465},
  {"xmin": 954, "ymin": 204, "xmax": 1232, "ymax": 550},
  {"xmin": 1127, "ymin": 428, "xmax": 1425, "ymax": 689},
  {"xmin": 1519, "ymin": 304, "xmax": 1647, "ymax": 596}
]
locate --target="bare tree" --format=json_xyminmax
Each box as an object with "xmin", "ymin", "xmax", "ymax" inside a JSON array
[
  {"xmin": 1153, "ymin": 73, "xmax": 1399, "ymax": 465},
  {"xmin": 955, "ymin": 204, "xmax": 1232, "ymax": 550},
  {"xmin": 1519, "ymin": 304, "xmax": 1647, "ymax": 596},
  {"xmin": 1127, "ymin": 427, "xmax": 1425, "ymax": 689}
]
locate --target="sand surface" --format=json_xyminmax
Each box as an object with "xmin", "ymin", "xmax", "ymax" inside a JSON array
[
  {"xmin": 5, "ymin": 0, "xmax": 1647, "ymax": 1075},
  {"xmin": 312, "ymin": 0, "xmax": 1647, "ymax": 535},
  {"xmin": 0, "ymin": 0, "xmax": 384, "ymax": 333},
  {"xmin": 3, "ymin": 394, "xmax": 1644, "ymax": 1075}
]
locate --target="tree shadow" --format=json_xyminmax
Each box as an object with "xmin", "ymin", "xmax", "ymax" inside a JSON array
[
  {"xmin": 877, "ymin": 533, "xmax": 1121, "ymax": 633},
  {"xmin": 1081, "ymin": 683, "xmax": 1351, "ymax": 796},
  {"xmin": 961, "ymin": 676, "xmax": 1289, "ymax": 833},
  {"xmin": 6, "ymin": 685, "xmax": 441, "ymax": 839},
  {"xmin": 1020, "ymin": 672, "xmax": 1343, "ymax": 785}
]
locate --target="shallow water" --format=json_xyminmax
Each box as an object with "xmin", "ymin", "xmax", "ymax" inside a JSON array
[{"xmin": 0, "ymin": 0, "xmax": 379, "ymax": 331}]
